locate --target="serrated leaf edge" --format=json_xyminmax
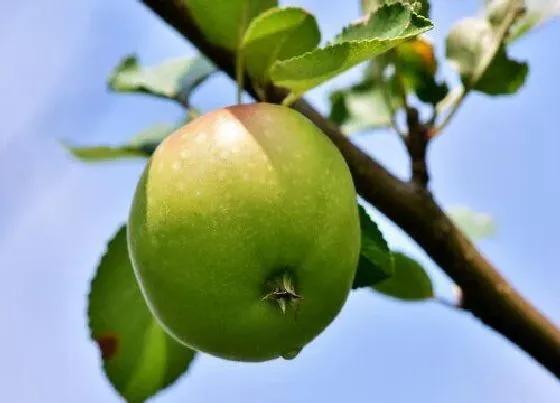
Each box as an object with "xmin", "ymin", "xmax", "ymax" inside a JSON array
[
  {"xmin": 107, "ymin": 54, "xmax": 216, "ymax": 101},
  {"xmin": 271, "ymin": 12, "xmax": 432, "ymax": 72},
  {"xmin": 334, "ymin": 2, "xmax": 432, "ymax": 43}
]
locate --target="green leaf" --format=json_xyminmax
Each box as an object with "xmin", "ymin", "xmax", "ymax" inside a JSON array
[
  {"xmin": 241, "ymin": 7, "xmax": 320, "ymax": 85},
  {"xmin": 353, "ymin": 205, "xmax": 394, "ymax": 289},
  {"xmin": 65, "ymin": 123, "xmax": 177, "ymax": 162},
  {"xmin": 446, "ymin": 205, "xmax": 498, "ymax": 240},
  {"xmin": 474, "ymin": 48, "xmax": 528, "ymax": 95},
  {"xmin": 361, "ymin": 0, "xmax": 430, "ymax": 17},
  {"xmin": 329, "ymin": 75, "xmax": 403, "ymax": 135},
  {"xmin": 66, "ymin": 146, "xmax": 149, "ymax": 162},
  {"xmin": 89, "ymin": 226, "xmax": 196, "ymax": 403},
  {"xmin": 269, "ymin": 3, "xmax": 433, "ymax": 101},
  {"xmin": 336, "ymin": 4, "xmax": 427, "ymax": 41},
  {"xmin": 394, "ymin": 38, "xmax": 448, "ymax": 104},
  {"xmin": 414, "ymin": 74, "xmax": 448, "ymax": 103},
  {"xmin": 373, "ymin": 251, "xmax": 433, "ymax": 301},
  {"xmin": 108, "ymin": 55, "xmax": 215, "ymax": 102},
  {"xmin": 187, "ymin": 0, "xmax": 277, "ymax": 51},
  {"xmin": 445, "ymin": 17, "xmax": 527, "ymax": 95}
]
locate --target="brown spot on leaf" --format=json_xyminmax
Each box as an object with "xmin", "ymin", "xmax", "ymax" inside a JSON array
[{"xmin": 96, "ymin": 332, "xmax": 119, "ymax": 361}]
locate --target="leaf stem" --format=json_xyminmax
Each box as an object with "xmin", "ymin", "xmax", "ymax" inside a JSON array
[
  {"xmin": 281, "ymin": 91, "xmax": 299, "ymax": 107},
  {"xmin": 236, "ymin": 52, "xmax": 245, "ymax": 105},
  {"xmin": 235, "ymin": 0, "xmax": 250, "ymax": 105},
  {"xmin": 374, "ymin": 58, "xmax": 406, "ymax": 137},
  {"xmin": 186, "ymin": 107, "xmax": 201, "ymax": 121}
]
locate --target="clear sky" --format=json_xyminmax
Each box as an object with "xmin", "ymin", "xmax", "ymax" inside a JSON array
[{"xmin": 0, "ymin": 0, "xmax": 559, "ymax": 402}]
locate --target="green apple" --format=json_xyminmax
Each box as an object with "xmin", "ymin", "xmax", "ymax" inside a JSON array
[{"xmin": 127, "ymin": 102, "xmax": 360, "ymax": 362}]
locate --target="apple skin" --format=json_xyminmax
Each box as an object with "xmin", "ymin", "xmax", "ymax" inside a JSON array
[{"xmin": 127, "ymin": 102, "xmax": 360, "ymax": 362}]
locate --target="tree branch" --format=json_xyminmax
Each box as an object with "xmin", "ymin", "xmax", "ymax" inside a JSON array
[
  {"xmin": 140, "ymin": 0, "xmax": 560, "ymax": 378},
  {"xmin": 404, "ymin": 106, "xmax": 430, "ymax": 187}
]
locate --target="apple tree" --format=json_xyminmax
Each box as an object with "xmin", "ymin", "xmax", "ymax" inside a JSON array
[{"xmin": 67, "ymin": 0, "xmax": 560, "ymax": 401}]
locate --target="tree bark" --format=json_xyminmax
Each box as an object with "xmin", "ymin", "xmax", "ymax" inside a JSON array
[{"xmin": 140, "ymin": 0, "xmax": 560, "ymax": 378}]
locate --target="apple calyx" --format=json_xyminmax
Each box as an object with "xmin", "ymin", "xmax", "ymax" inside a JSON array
[{"xmin": 262, "ymin": 271, "xmax": 303, "ymax": 315}]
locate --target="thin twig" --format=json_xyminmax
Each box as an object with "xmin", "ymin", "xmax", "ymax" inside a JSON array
[{"xmin": 434, "ymin": 0, "xmax": 525, "ymax": 135}]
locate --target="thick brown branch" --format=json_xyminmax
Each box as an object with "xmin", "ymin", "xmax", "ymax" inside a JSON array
[{"xmin": 140, "ymin": 0, "xmax": 560, "ymax": 378}]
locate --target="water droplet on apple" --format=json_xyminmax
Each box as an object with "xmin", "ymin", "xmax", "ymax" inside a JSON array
[{"xmin": 281, "ymin": 346, "xmax": 302, "ymax": 360}]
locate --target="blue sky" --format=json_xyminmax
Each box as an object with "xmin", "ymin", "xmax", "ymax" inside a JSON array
[{"xmin": 0, "ymin": 0, "xmax": 559, "ymax": 402}]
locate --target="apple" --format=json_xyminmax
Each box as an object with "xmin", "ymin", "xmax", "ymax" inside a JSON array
[{"xmin": 127, "ymin": 102, "xmax": 360, "ymax": 362}]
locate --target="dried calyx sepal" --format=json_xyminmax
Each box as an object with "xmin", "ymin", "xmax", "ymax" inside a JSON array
[{"xmin": 262, "ymin": 271, "xmax": 303, "ymax": 314}]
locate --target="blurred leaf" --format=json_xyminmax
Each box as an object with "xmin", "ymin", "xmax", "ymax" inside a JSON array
[
  {"xmin": 373, "ymin": 251, "xmax": 433, "ymax": 301},
  {"xmin": 474, "ymin": 48, "xmax": 528, "ymax": 94},
  {"xmin": 89, "ymin": 226, "xmax": 196, "ymax": 403},
  {"xmin": 445, "ymin": 17, "xmax": 527, "ymax": 95},
  {"xmin": 329, "ymin": 75, "xmax": 403, "ymax": 135},
  {"xmin": 395, "ymin": 37, "xmax": 437, "ymax": 75},
  {"xmin": 485, "ymin": 0, "xmax": 511, "ymax": 25},
  {"xmin": 505, "ymin": 0, "xmax": 560, "ymax": 42},
  {"xmin": 108, "ymin": 55, "xmax": 215, "ymax": 102},
  {"xmin": 362, "ymin": 0, "xmax": 430, "ymax": 17},
  {"xmin": 65, "ymin": 123, "xmax": 177, "ymax": 162},
  {"xmin": 353, "ymin": 205, "xmax": 394, "ymax": 289},
  {"xmin": 187, "ymin": 0, "xmax": 277, "ymax": 51},
  {"xmin": 445, "ymin": 18, "xmax": 492, "ymax": 83},
  {"xmin": 394, "ymin": 37, "xmax": 448, "ymax": 104},
  {"xmin": 447, "ymin": 205, "xmax": 498, "ymax": 240},
  {"xmin": 241, "ymin": 7, "xmax": 320, "ymax": 85},
  {"xmin": 415, "ymin": 76, "xmax": 449, "ymax": 103},
  {"xmin": 270, "ymin": 3, "xmax": 432, "ymax": 101}
]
